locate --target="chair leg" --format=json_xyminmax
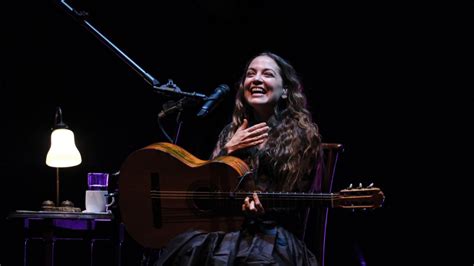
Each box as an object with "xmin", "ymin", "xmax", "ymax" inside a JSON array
[
  {"xmin": 90, "ymin": 239, "xmax": 95, "ymax": 266},
  {"xmin": 23, "ymin": 238, "xmax": 29, "ymax": 266}
]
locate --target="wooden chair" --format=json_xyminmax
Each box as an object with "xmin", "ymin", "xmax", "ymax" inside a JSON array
[{"xmin": 302, "ymin": 143, "xmax": 344, "ymax": 266}]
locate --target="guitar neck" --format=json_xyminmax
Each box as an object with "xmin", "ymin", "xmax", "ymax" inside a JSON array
[{"xmin": 150, "ymin": 190, "xmax": 337, "ymax": 209}]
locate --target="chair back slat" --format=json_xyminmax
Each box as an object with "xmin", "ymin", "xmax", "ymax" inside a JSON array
[{"xmin": 303, "ymin": 142, "xmax": 344, "ymax": 266}]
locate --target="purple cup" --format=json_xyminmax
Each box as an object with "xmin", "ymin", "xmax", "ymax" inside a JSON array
[{"xmin": 87, "ymin": 172, "xmax": 109, "ymax": 191}]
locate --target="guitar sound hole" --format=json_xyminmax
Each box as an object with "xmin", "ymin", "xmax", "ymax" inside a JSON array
[{"xmin": 192, "ymin": 187, "xmax": 215, "ymax": 213}]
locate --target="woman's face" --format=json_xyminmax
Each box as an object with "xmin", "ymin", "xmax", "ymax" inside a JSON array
[{"xmin": 243, "ymin": 55, "xmax": 286, "ymax": 111}]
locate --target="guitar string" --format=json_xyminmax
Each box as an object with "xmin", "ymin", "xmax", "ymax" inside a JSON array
[
  {"xmin": 146, "ymin": 191, "xmax": 380, "ymax": 206},
  {"xmin": 148, "ymin": 191, "xmax": 336, "ymax": 199},
  {"xmin": 148, "ymin": 190, "xmax": 378, "ymax": 196}
]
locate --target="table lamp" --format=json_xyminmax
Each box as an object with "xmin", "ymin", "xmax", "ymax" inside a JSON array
[{"xmin": 45, "ymin": 107, "xmax": 82, "ymax": 207}]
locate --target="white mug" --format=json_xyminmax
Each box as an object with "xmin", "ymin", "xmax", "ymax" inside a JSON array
[{"xmin": 85, "ymin": 190, "xmax": 114, "ymax": 212}]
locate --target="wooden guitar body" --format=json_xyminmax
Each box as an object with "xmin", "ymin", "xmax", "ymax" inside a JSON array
[{"xmin": 119, "ymin": 142, "xmax": 250, "ymax": 249}]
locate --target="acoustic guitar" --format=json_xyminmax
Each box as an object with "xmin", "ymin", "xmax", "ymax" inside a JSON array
[{"xmin": 119, "ymin": 142, "xmax": 384, "ymax": 249}]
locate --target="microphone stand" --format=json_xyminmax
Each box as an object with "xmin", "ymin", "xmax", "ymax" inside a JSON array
[
  {"xmin": 157, "ymin": 86, "xmax": 195, "ymax": 143},
  {"xmin": 58, "ymin": 0, "xmax": 207, "ymax": 143}
]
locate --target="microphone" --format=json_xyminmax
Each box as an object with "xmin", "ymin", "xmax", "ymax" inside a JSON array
[{"xmin": 197, "ymin": 84, "xmax": 230, "ymax": 117}]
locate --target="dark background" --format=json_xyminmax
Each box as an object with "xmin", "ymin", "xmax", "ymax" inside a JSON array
[{"xmin": 1, "ymin": 0, "xmax": 470, "ymax": 265}]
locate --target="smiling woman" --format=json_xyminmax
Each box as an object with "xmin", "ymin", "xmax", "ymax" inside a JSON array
[{"xmin": 141, "ymin": 52, "xmax": 323, "ymax": 265}]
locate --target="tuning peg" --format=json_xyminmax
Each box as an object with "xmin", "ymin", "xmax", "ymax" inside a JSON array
[
  {"xmin": 358, "ymin": 183, "xmax": 363, "ymax": 189},
  {"xmin": 368, "ymin": 182, "xmax": 374, "ymax": 188},
  {"xmin": 347, "ymin": 183, "xmax": 353, "ymax": 190}
]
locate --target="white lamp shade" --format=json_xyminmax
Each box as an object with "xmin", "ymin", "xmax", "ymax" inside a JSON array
[{"xmin": 46, "ymin": 128, "xmax": 82, "ymax": 167}]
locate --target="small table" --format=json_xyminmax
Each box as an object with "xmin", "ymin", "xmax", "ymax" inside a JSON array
[{"xmin": 8, "ymin": 210, "xmax": 123, "ymax": 266}]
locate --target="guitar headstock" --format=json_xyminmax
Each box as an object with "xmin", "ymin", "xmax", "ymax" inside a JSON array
[{"xmin": 334, "ymin": 183, "xmax": 385, "ymax": 209}]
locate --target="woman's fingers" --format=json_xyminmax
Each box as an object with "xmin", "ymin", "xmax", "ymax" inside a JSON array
[
  {"xmin": 249, "ymin": 201, "xmax": 256, "ymax": 212},
  {"xmin": 241, "ymin": 124, "xmax": 269, "ymax": 145},
  {"xmin": 241, "ymin": 133, "xmax": 268, "ymax": 145},
  {"xmin": 242, "ymin": 194, "xmax": 264, "ymax": 214},
  {"xmin": 226, "ymin": 121, "xmax": 270, "ymax": 154},
  {"xmin": 246, "ymin": 126, "xmax": 270, "ymax": 138},
  {"xmin": 253, "ymin": 192, "xmax": 265, "ymax": 213},
  {"xmin": 238, "ymin": 119, "xmax": 249, "ymax": 130},
  {"xmin": 246, "ymin": 122, "xmax": 268, "ymax": 133},
  {"xmin": 242, "ymin": 197, "xmax": 250, "ymax": 211}
]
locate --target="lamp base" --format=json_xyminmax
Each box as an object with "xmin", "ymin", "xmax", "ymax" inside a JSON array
[
  {"xmin": 41, "ymin": 200, "xmax": 81, "ymax": 212},
  {"xmin": 41, "ymin": 206, "xmax": 82, "ymax": 212}
]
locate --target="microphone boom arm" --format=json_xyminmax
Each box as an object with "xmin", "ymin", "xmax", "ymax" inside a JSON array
[
  {"xmin": 58, "ymin": 0, "xmax": 207, "ymax": 100},
  {"xmin": 59, "ymin": 0, "xmax": 159, "ymax": 87}
]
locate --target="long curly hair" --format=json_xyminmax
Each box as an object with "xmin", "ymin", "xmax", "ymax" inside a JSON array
[{"xmin": 219, "ymin": 52, "xmax": 322, "ymax": 191}]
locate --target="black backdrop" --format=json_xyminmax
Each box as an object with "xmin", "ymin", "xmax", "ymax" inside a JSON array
[{"xmin": 1, "ymin": 0, "xmax": 469, "ymax": 265}]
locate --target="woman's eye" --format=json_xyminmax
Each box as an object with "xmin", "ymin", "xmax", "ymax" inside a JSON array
[{"xmin": 264, "ymin": 72, "xmax": 274, "ymax": 77}]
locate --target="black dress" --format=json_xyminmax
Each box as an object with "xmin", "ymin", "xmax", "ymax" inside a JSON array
[{"xmin": 153, "ymin": 124, "xmax": 319, "ymax": 266}]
